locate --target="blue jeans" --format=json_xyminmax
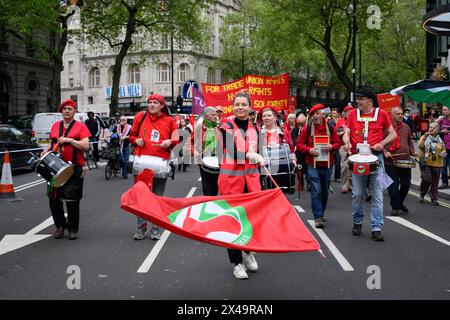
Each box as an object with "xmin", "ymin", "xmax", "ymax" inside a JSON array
[
  {"xmin": 441, "ymin": 150, "xmax": 450, "ymax": 185},
  {"xmin": 307, "ymin": 166, "xmax": 332, "ymax": 219},
  {"xmin": 351, "ymin": 154, "xmax": 384, "ymax": 232},
  {"xmin": 118, "ymin": 146, "xmax": 130, "ymax": 177}
]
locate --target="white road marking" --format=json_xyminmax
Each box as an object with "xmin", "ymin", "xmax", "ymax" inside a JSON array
[
  {"xmin": 15, "ymin": 179, "xmax": 46, "ymax": 192},
  {"xmin": 25, "ymin": 217, "xmax": 54, "ymax": 235},
  {"xmin": 387, "ymin": 216, "xmax": 450, "ymax": 246},
  {"xmin": 408, "ymin": 190, "xmax": 450, "ymax": 209},
  {"xmin": 307, "ymin": 220, "xmax": 355, "ymax": 272},
  {"xmin": 137, "ymin": 187, "xmax": 197, "ymax": 273},
  {"xmin": 294, "ymin": 205, "xmax": 305, "ymax": 213}
]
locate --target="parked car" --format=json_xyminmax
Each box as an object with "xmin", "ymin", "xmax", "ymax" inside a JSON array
[
  {"xmin": 5, "ymin": 115, "xmax": 34, "ymax": 136},
  {"xmin": 0, "ymin": 124, "xmax": 43, "ymax": 173},
  {"xmin": 32, "ymin": 112, "xmax": 88, "ymax": 148}
]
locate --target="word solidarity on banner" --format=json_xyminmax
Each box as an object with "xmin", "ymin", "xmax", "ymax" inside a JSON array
[{"xmin": 202, "ymin": 74, "xmax": 290, "ymax": 118}]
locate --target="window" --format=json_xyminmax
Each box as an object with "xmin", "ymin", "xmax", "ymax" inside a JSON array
[
  {"xmin": 161, "ymin": 34, "xmax": 170, "ymax": 50},
  {"xmin": 69, "ymin": 78, "xmax": 74, "ymax": 88},
  {"xmin": 68, "ymin": 61, "xmax": 74, "ymax": 74},
  {"xmin": 88, "ymin": 96, "xmax": 94, "ymax": 104},
  {"xmin": 177, "ymin": 64, "xmax": 189, "ymax": 83},
  {"xmin": 158, "ymin": 63, "xmax": 171, "ymax": 82},
  {"xmin": 89, "ymin": 67, "xmax": 101, "ymax": 87},
  {"xmin": 107, "ymin": 66, "xmax": 114, "ymax": 86},
  {"xmin": 207, "ymin": 67, "xmax": 215, "ymax": 84},
  {"xmin": 128, "ymin": 64, "xmax": 140, "ymax": 84}
]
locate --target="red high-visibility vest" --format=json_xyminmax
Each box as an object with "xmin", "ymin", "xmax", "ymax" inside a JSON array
[{"xmin": 218, "ymin": 120, "xmax": 261, "ymax": 195}]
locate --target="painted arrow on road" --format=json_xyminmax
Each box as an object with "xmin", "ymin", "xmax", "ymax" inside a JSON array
[{"xmin": 0, "ymin": 217, "xmax": 54, "ymax": 256}]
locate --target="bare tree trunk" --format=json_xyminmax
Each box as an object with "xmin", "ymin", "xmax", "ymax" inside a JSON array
[{"xmin": 109, "ymin": 5, "xmax": 137, "ymax": 116}]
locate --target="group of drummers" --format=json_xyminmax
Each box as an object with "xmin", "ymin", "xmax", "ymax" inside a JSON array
[{"xmin": 36, "ymin": 86, "xmax": 424, "ymax": 279}]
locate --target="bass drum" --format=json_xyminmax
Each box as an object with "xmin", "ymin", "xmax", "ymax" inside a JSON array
[
  {"xmin": 36, "ymin": 152, "xmax": 74, "ymax": 188},
  {"xmin": 201, "ymin": 156, "xmax": 220, "ymax": 174},
  {"xmin": 261, "ymin": 143, "xmax": 295, "ymax": 194}
]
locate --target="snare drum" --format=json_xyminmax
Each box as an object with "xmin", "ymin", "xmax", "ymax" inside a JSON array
[
  {"xmin": 201, "ymin": 156, "xmax": 220, "ymax": 174},
  {"xmin": 133, "ymin": 155, "xmax": 171, "ymax": 178},
  {"xmin": 348, "ymin": 154, "xmax": 379, "ymax": 176},
  {"xmin": 393, "ymin": 159, "xmax": 416, "ymax": 168},
  {"xmin": 36, "ymin": 152, "xmax": 74, "ymax": 187},
  {"xmin": 262, "ymin": 144, "xmax": 296, "ymax": 194}
]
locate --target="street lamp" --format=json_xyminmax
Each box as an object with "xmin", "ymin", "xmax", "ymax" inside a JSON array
[
  {"xmin": 349, "ymin": 0, "xmax": 357, "ymax": 106},
  {"xmin": 239, "ymin": 45, "xmax": 245, "ymax": 77}
]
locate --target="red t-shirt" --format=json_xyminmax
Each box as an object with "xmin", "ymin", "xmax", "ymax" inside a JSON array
[
  {"xmin": 50, "ymin": 120, "xmax": 91, "ymax": 166},
  {"xmin": 346, "ymin": 108, "xmax": 392, "ymax": 154},
  {"xmin": 129, "ymin": 111, "xmax": 179, "ymax": 160}
]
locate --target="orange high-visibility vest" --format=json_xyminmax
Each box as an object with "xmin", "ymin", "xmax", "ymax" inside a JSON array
[{"xmin": 218, "ymin": 120, "xmax": 261, "ymax": 195}]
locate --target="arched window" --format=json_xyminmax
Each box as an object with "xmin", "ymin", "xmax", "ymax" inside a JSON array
[
  {"xmin": 128, "ymin": 64, "xmax": 140, "ymax": 84},
  {"xmin": 177, "ymin": 64, "xmax": 189, "ymax": 83},
  {"xmin": 89, "ymin": 67, "xmax": 101, "ymax": 87},
  {"xmin": 207, "ymin": 67, "xmax": 215, "ymax": 84},
  {"xmin": 158, "ymin": 63, "xmax": 171, "ymax": 82}
]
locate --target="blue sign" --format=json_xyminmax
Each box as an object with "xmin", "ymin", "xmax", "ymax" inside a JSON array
[
  {"xmin": 182, "ymin": 80, "xmax": 199, "ymax": 99},
  {"xmin": 104, "ymin": 83, "xmax": 142, "ymax": 99}
]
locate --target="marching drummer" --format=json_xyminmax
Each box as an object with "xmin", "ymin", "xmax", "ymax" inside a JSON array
[
  {"xmin": 129, "ymin": 93, "xmax": 179, "ymax": 241},
  {"xmin": 217, "ymin": 90, "xmax": 264, "ymax": 280},
  {"xmin": 194, "ymin": 106, "xmax": 220, "ymax": 196},
  {"xmin": 258, "ymin": 107, "xmax": 295, "ymax": 191},
  {"xmin": 383, "ymin": 107, "xmax": 416, "ymax": 216},
  {"xmin": 41, "ymin": 99, "xmax": 91, "ymax": 240},
  {"xmin": 342, "ymin": 88, "xmax": 397, "ymax": 241},
  {"xmin": 296, "ymin": 104, "xmax": 340, "ymax": 228}
]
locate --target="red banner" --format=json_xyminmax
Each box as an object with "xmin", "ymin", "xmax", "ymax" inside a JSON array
[
  {"xmin": 377, "ymin": 93, "xmax": 401, "ymax": 117},
  {"xmin": 202, "ymin": 74, "xmax": 290, "ymax": 118},
  {"xmin": 121, "ymin": 181, "xmax": 319, "ymax": 253}
]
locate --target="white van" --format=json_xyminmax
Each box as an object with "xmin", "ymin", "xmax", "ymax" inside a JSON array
[{"xmin": 32, "ymin": 112, "xmax": 88, "ymax": 148}]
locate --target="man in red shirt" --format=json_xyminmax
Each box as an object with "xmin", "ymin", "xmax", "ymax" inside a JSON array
[
  {"xmin": 129, "ymin": 93, "xmax": 179, "ymax": 240},
  {"xmin": 297, "ymin": 104, "xmax": 340, "ymax": 228},
  {"xmin": 42, "ymin": 99, "xmax": 91, "ymax": 240},
  {"xmin": 343, "ymin": 88, "xmax": 397, "ymax": 241}
]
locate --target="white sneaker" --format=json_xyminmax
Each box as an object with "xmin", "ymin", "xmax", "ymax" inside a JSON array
[
  {"xmin": 242, "ymin": 252, "xmax": 258, "ymax": 272},
  {"xmin": 133, "ymin": 226, "xmax": 148, "ymax": 240},
  {"xmin": 233, "ymin": 263, "xmax": 248, "ymax": 280}
]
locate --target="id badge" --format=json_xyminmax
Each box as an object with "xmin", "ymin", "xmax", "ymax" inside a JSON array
[{"xmin": 150, "ymin": 129, "xmax": 160, "ymax": 143}]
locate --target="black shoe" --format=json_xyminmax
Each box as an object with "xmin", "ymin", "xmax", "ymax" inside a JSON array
[
  {"xmin": 371, "ymin": 231, "xmax": 385, "ymax": 242},
  {"xmin": 390, "ymin": 209, "xmax": 400, "ymax": 216},
  {"xmin": 54, "ymin": 227, "xmax": 65, "ymax": 239},
  {"xmin": 438, "ymin": 184, "xmax": 448, "ymax": 190},
  {"xmin": 399, "ymin": 204, "xmax": 409, "ymax": 213},
  {"xmin": 314, "ymin": 218, "xmax": 324, "ymax": 229},
  {"xmin": 68, "ymin": 232, "xmax": 79, "ymax": 240},
  {"xmin": 431, "ymin": 200, "xmax": 440, "ymax": 206},
  {"xmin": 352, "ymin": 223, "xmax": 362, "ymax": 236}
]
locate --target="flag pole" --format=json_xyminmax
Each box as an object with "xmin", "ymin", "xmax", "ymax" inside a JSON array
[{"xmin": 262, "ymin": 165, "xmax": 280, "ymax": 189}]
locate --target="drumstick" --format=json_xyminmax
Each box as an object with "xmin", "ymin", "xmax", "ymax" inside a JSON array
[
  {"xmin": 262, "ymin": 165, "xmax": 280, "ymax": 189},
  {"xmin": 389, "ymin": 153, "xmax": 409, "ymax": 157}
]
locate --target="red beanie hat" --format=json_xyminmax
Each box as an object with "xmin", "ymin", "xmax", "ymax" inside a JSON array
[
  {"xmin": 343, "ymin": 105, "xmax": 354, "ymax": 112},
  {"xmin": 147, "ymin": 94, "xmax": 166, "ymax": 107},
  {"xmin": 309, "ymin": 104, "xmax": 325, "ymax": 116},
  {"xmin": 59, "ymin": 99, "xmax": 77, "ymax": 112}
]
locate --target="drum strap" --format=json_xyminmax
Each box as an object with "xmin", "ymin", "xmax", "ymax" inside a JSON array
[
  {"xmin": 59, "ymin": 120, "xmax": 78, "ymax": 166},
  {"xmin": 137, "ymin": 111, "xmax": 147, "ymax": 138}
]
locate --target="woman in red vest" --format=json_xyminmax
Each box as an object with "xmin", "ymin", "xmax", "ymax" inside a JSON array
[{"xmin": 218, "ymin": 91, "xmax": 265, "ymax": 280}]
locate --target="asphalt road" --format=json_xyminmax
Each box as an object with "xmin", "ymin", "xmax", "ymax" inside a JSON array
[{"xmin": 0, "ymin": 164, "xmax": 449, "ymax": 300}]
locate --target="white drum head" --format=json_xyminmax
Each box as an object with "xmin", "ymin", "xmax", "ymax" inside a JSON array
[
  {"xmin": 202, "ymin": 156, "xmax": 219, "ymax": 169},
  {"xmin": 348, "ymin": 154, "xmax": 379, "ymax": 163}
]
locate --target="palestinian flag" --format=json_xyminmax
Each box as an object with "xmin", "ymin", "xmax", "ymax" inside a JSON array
[
  {"xmin": 390, "ymin": 79, "xmax": 450, "ymax": 105},
  {"xmin": 121, "ymin": 182, "xmax": 320, "ymax": 253}
]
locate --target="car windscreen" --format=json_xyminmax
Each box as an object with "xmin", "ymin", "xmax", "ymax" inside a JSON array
[{"xmin": 10, "ymin": 128, "xmax": 31, "ymax": 143}]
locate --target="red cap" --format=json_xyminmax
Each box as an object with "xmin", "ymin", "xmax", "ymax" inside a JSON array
[
  {"xmin": 147, "ymin": 94, "xmax": 166, "ymax": 107},
  {"xmin": 59, "ymin": 99, "xmax": 77, "ymax": 112},
  {"xmin": 343, "ymin": 105, "xmax": 354, "ymax": 112},
  {"xmin": 309, "ymin": 104, "xmax": 325, "ymax": 116}
]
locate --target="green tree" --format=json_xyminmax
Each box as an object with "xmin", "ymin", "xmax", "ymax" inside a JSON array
[
  {"xmin": 81, "ymin": 0, "xmax": 210, "ymax": 115},
  {"xmin": 0, "ymin": 0, "xmax": 83, "ymax": 111}
]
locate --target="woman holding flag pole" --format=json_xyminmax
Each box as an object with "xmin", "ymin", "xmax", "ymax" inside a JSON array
[{"xmin": 217, "ymin": 90, "xmax": 266, "ymax": 280}]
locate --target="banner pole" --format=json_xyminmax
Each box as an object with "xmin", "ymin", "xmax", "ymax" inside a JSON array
[{"xmin": 262, "ymin": 165, "xmax": 280, "ymax": 189}]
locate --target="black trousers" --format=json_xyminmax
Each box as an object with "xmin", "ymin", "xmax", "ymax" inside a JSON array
[
  {"xmin": 334, "ymin": 150, "xmax": 341, "ymax": 180},
  {"xmin": 385, "ymin": 164, "xmax": 411, "ymax": 210},
  {"xmin": 227, "ymin": 184, "xmax": 250, "ymax": 265},
  {"xmin": 91, "ymin": 137, "xmax": 99, "ymax": 162},
  {"xmin": 50, "ymin": 199, "xmax": 80, "ymax": 233},
  {"xmin": 199, "ymin": 165, "xmax": 219, "ymax": 196}
]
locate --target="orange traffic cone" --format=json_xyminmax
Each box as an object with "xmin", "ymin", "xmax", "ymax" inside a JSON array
[{"xmin": 0, "ymin": 150, "xmax": 23, "ymax": 203}]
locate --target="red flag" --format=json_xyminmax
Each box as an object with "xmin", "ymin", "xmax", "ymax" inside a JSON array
[
  {"xmin": 121, "ymin": 183, "xmax": 320, "ymax": 253},
  {"xmin": 134, "ymin": 169, "xmax": 154, "ymax": 189}
]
